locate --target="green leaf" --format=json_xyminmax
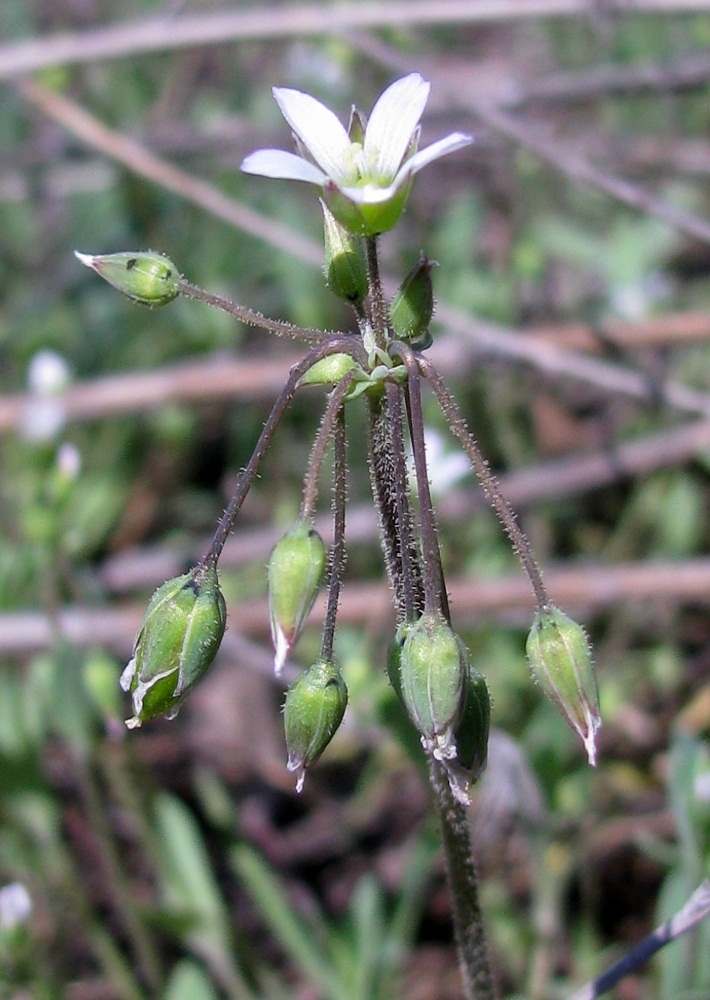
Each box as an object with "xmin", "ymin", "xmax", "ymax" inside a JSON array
[{"xmin": 164, "ymin": 961, "xmax": 220, "ymax": 1000}]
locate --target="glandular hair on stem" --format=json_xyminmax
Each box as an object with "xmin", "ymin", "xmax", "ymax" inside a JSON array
[{"xmin": 365, "ymin": 388, "xmax": 423, "ymax": 620}]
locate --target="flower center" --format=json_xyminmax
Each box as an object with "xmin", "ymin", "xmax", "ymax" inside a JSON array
[{"xmin": 344, "ymin": 142, "xmax": 388, "ymax": 187}]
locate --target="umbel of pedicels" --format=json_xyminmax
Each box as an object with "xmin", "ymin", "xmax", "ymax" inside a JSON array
[{"xmin": 80, "ymin": 72, "xmax": 600, "ymax": 792}]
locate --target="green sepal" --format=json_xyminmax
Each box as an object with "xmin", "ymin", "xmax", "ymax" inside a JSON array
[
  {"xmin": 267, "ymin": 520, "xmax": 327, "ymax": 675},
  {"xmin": 120, "ymin": 561, "xmax": 226, "ymax": 728},
  {"xmin": 526, "ymin": 604, "xmax": 601, "ymax": 766},
  {"xmin": 283, "ymin": 658, "xmax": 348, "ymax": 791},
  {"xmin": 75, "ymin": 250, "xmax": 181, "ymax": 305},
  {"xmin": 321, "ymin": 201, "xmax": 368, "ymax": 304},
  {"xmin": 323, "ymin": 178, "xmax": 412, "ymax": 238}
]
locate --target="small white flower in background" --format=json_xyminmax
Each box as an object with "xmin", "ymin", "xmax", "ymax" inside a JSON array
[
  {"xmin": 0, "ymin": 883, "xmax": 32, "ymax": 930},
  {"xmin": 27, "ymin": 349, "xmax": 71, "ymax": 396},
  {"xmin": 409, "ymin": 427, "xmax": 470, "ymax": 498},
  {"xmin": 56, "ymin": 441, "xmax": 82, "ymax": 480},
  {"xmin": 241, "ymin": 73, "xmax": 472, "ymax": 236},
  {"xmin": 20, "ymin": 350, "xmax": 72, "ymax": 442}
]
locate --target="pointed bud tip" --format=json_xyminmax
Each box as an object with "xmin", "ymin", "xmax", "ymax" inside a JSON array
[
  {"xmin": 273, "ymin": 628, "xmax": 290, "ymax": 677},
  {"xmin": 74, "ymin": 250, "xmax": 95, "ymax": 268},
  {"xmin": 583, "ymin": 709, "xmax": 601, "ymax": 766}
]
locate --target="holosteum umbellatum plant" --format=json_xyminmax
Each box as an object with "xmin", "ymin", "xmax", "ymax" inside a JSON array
[{"xmin": 77, "ymin": 73, "xmax": 601, "ymax": 1000}]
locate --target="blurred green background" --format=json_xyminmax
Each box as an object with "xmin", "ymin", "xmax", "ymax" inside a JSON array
[{"xmin": 1, "ymin": 2, "xmax": 710, "ymax": 997}]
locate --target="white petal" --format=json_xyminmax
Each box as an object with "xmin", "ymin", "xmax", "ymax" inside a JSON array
[
  {"xmin": 364, "ymin": 74, "xmax": 430, "ymax": 179},
  {"xmin": 273, "ymin": 87, "xmax": 352, "ymax": 183},
  {"xmin": 241, "ymin": 149, "xmax": 326, "ymax": 185},
  {"xmin": 398, "ymin": 132, "xmax": 473, "ymax": 180}
]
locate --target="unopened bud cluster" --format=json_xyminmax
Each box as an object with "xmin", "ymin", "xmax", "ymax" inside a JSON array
[{"xmin": 89, "ymin": 75, "xmax": 602, "ymax": 807}]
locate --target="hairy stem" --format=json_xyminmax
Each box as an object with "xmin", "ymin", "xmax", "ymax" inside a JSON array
[
  {"xmin": 365, "ymin": 236, "xmax": 388, "ymax": 349},
  {"xmin": 205, "ymin": 337, "xmax": 361, "ymax": 565},
  {"xmin": 179, "ymin": 279, "xmax": 339, "ymax": 344},
  {"xmin": 429, "ymin": 759, "xmax": 497, "ymax": 1000},
  {"xmin": 419, "ymin": 356, "xmax": 549, "ymax": 611},
  {"xmin": 321, "ymin": 405, "xmax": 347, "ymax": 661},
  {"xmin": 385, "ymin": 380, "xmax": 423, "ymax": 622},
  {"xmin": 302, "ymin": 371, "xmax": 357, "ymax": 522},
  {"xmin": 398, "ymin": 347, "xmax": 450, "ymax": 620}
]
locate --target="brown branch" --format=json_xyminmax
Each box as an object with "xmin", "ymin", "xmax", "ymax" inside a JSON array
[
  {"xmin": 0, "ymin": 354, "xmax": 300, "ymax": 432},
  {"xmin": 12, "ymin": 77, "xmax": 322, "ymax": 269},
  {"xmin": 16, "ymin": 81, "xmax": 710, "ymax": 421},
  {"xmin": 350, "ymin": 33, "xmax": 710, "ymax": 248},
  {"xmin": 7, "ymin": 2, "xmax": 710, "ymax": 82},
  {"xmin": 4, "ymin": 310, "xmax": 710, "ymax": 433},
  {"xmin": 96, "ymin": 416, "xmax": 710, "ymax": 595},
  {"xmin": 7, "ymin": 558, "xmax": 710, "ymax": 656},
  {"xmin": 502, "ymin": 52, "xmax": 710, "ymax": 108}
]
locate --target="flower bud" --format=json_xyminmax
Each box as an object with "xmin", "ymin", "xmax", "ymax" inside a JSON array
[
  {"xmin": 321, "ymin": 201, "xmax": 368, "ymax": 304},
  {"xmin": 526, "ymin": 604, "xmax": 601, "ymax": 766},
  {"xmin": 389, "ymin": 253, "xmax": 436, "ymax": 349},
  {"xmin": 120, "ymin": 561, "xmax": 226, "ymax": 728},
  {"xmin": 298, "ymin": 353, "xmax": 358, "ymax": 387},
  {"xmin": 75, "ymin": 250, "xmax": 181, "ymax": 305},
  {"xmin": 283, "ymin": 658, "xmax": 348, "ymax": 792},
  {"xmin": 267, "ymin": 520, "xmax": 327, "ymax": 675},
  {"xmin": 398, "ymin": 612, "xmax": 466, "ymax": 761}
]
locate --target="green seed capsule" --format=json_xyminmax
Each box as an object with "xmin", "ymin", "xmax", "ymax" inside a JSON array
[
  {"xmin": 398, "ymin": 612, "xmax": 466, "ymax": 761},
  {"xmin": 386, "ymin": 621, "xmax": 411, "ymax": 705},
  {"xmin": 268, "ymin": 521, "xmax": 327, "ymax": 675},
  {"xmin": 321, "ymin": 201, "xmax": 369, "ymax": 304},
  {"xmin": 75, "ymin": 250, "xmax": 181, "ymax": 305},
  {"xmin": 526, "ymin": 604, "xmax": 601, "ymax": 765},
  {"xmin": 453, "ymin": 655, "xmax": 491, "ymax": 779},
  {"xmin": 283, "ymin": 658, "xmax": 348, "ymax": 792},
  {"xmin": 389, "ymin": 252, "xmax": 436, "ymax": 348},
  {"xmin": 120, "ymin": 561, "xmax": 226, "ymax": 728}
]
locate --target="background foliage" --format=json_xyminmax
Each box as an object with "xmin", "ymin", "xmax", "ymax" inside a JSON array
[{"xmin": 1, "ymin": 1, "xmax": 710, "ymax": 997}]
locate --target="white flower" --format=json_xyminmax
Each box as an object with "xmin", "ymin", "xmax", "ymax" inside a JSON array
[
  {"xmin": 241, "ymin": 73, "xmax": 472, "ymax": 235},
  {"xmin": 27, "ymin": 350, "xmax": 71, "ymax": 396},
  {"xmin": 408, "ymin": 427, "xmax": 470, "ymax": 498},
  {"xmin": 0, "ymin": 883, "xmax": 32, "ymax": 930},
  {"xmin": 20, "ymin": 349, "xmax": 72, "ymax": 442}
]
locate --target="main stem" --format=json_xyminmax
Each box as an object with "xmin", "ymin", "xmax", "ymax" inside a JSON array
[
  {"xmin": 429, "ymin": 760, "xmax": 497, "ymax": 1000},
  {"xmin": 365, "ymin": 236, "xmax": 388, "ymax": 349}
]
